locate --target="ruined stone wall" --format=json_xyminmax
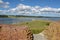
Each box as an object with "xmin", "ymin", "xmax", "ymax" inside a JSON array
[{"xmin": 0, "ymin": 24, "xmax": 33, "ymax": 40}]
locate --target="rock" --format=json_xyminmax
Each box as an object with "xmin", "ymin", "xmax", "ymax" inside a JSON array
[
  {"xmin": 43, "ymin": 22, "xmax": 60, "ymax": 40},
  {"xmin": 0, "ymin": 24, "xmax": 33, "ymax": 40}
]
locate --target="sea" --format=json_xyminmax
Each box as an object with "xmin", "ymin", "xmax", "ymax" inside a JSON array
[{"xmin": 0, "ymin": 17, "xmax": 60, "ymax": 24}]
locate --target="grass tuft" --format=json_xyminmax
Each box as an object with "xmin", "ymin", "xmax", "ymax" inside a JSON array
[{"xmin": 15, "ymin": 20, "xmax": 51, "ymax": 34}]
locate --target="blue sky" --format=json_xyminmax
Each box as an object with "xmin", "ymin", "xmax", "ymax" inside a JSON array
[
  {"xmin": 0, "ymin": 0, "xmax": 60, "ymax": 17},
  {"xmin": 2, "ymin": 0, "xmax": 60, "ymax": 8}
]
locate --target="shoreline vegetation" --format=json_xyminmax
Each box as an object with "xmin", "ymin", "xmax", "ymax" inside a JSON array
[
  {"xmin": 43, "ymin": 22, "xmax": 60, "ymax": 40},
  {"xmin": 14, "ymin": 20, "xmax": 51, "ymax": 34},
  {"xmin": 0, "ymin": 15, "xmax": 59, "ymax": 34},
  {"xmin": 0, "ymin": 15, "xmax": 60, "ymax": 18},
  {"xmin": 0, "ymin": 15, "xmax": 57, "ymax": 34}
]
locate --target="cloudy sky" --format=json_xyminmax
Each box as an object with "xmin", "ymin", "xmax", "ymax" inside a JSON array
[{"xmin": 0, "ymin": 0, "xmax": 60, "ymax": 17}]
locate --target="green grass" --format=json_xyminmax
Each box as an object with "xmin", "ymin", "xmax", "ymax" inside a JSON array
[{"xmin": 15, "ymin": 20, "xmax": 50, "ymax": 34}]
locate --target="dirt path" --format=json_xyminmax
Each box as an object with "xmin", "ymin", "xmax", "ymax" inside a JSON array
[{"xmin": 33, "ymin": 33, "xmax": 47, "ymax": 40}]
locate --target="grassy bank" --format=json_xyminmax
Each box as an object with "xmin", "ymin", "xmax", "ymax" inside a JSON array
[{"xmin": 15, "ymin": 20, "xmax": 51, "ymax": 34}]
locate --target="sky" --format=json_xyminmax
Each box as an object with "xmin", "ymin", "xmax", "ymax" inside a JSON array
[{"xmin": 0, "ymin": 0, "xmax": 60, "ymax": 17}]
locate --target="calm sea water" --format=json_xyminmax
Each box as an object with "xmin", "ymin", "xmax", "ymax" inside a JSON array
[{"xmin": 0, "ymin": 17, "xmax": 60, "ymax": 24}]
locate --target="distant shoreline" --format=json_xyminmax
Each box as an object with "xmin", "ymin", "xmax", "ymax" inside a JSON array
[{"xmin": 0, "ymin": 15, "xmax": 60, "ymax": 18}]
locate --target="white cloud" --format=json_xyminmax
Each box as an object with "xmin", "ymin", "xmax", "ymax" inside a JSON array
[
  {"xmin": 0, "ymin": 10, "xmax": 7, "ymax": 15},
  {"xmin": 0, "ymin": 4, "xmax": 60, "ymax": 17},
  {"xmin": 0, "ymin": 0, "xmax": 9, "ymax": 8},
  {"xmin": 0, "ymin": 0, "xmax": 3, "ymax": 3}
]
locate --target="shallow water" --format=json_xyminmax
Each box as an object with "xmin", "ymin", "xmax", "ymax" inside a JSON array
[{"xmin": 0, "ymin": 17, "xmax": 60, "ymax": 24}]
